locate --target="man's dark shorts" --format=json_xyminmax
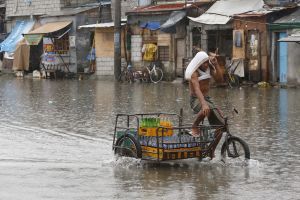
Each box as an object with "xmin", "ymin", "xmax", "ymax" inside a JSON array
[{"xmin": 190, "ymin": 95, "xmax": 225, "ymax": 125}]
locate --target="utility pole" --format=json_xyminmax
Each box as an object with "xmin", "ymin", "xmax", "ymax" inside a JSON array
[{"xmin": 114, "ymin": 0, "xmax": 121, "ymax": 80}]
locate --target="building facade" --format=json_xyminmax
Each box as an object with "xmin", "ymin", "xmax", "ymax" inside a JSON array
[{"xmin": 3, "ymin": 0, "xmax": 102, "ymax": 74}]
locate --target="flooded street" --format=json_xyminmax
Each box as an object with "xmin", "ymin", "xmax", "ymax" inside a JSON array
[{"xmin": 0, "ymin": 76, "xmax": 299, "ymax": 200}]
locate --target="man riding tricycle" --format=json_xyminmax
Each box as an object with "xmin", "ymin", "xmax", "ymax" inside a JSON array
[
  {"xmin": 112, "ymin": 111, "xmax": 250, "ymax": 162},
  {"xmin": 113, "ymin": 51, "xmax": 250, "ymax": 163}
]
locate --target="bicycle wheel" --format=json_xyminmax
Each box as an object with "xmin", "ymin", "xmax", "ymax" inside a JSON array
[
  {"xmin": 119, "ymin": 71, "xmax": 133, "ymax": 83},
  {"xmin": 221, "ymin": 136, "xmax": 250, "ymax": 161},
  {"xmin": 141, "ymin": 68, "xmax": 150, "ymax": 82},
  {"xmin": 226, "ymin": 74, "xmax": 240, "ymax": 88},
  {"xmin": 150, "ymin": 67, "xmax": 163, "ymax": 83},
  {"xmin": 114, "ymin": 134, "xmax": 142, "ymax": 158}
]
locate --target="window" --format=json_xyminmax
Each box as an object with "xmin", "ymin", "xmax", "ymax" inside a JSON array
[
  {"xmin": 53, "ymin": 34, "xmax": 69, "ymax": 55},
  {"xmin": 158, "ymin": 46, "xmax": 169, "ymax": 61}
]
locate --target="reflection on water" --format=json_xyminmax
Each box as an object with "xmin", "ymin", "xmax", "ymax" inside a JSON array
[{"xmin": 0, "ymin": 77, "xmax": 299, "ymax": 200}]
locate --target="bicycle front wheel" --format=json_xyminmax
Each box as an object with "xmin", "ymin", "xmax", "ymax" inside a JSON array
[
  {"xmin": 226, "ymin": 74, "xmax": 240, "ymax": 88},
  {"xmin": 221, "ymin": 136, "xmax": 250, "ymax": 162},
  {"xmin": 150, "ymin": 68, "xmax": 163, "ymax": 83}
]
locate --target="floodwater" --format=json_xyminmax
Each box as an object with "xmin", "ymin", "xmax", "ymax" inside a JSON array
[{"xmin": 0, "ymin": 76, "xmax": 299, "ymax": 200}]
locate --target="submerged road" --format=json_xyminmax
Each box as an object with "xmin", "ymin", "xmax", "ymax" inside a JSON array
[{"xmin": 0, "ymin": 76, "xmax": 299, "ymax": 200}]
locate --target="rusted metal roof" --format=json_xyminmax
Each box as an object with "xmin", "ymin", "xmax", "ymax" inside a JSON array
[
  {"xmin": 41, "ymin": 6, "xmax": 99, "ymax": 17},
  {"xmin": 235, "ymin": 7, "xmax": 290, "ymax": 17},
  {"xmin": 129, "ymin": 3, "xmax": 190, "ymax": 13}
]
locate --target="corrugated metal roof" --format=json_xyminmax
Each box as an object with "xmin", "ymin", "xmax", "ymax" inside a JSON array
[
  {"xmin": 235, "ymin": 7, "xmax": 290, "ymax": 17},
  {"xmin": 41, "ymin": 6, "xmax": 99, "ymax": 17},
  {"xmin": 274, "ymin": 7, "xmax": 300, "ymax": 23},
  {"xmin": 189, "ymin": 0, "xmax": 265, "ymax": 24},
  {"xmin": 278, "ymin": 31, "xmax": 300, "ymax": 42},
  {"xmin": 78, "ymin": 22, "xmax": 126, "ymax": 29}
]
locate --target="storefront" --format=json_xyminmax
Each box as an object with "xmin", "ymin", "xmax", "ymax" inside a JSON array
[
  {"xmin": 78, "ymin": 22, "xmax": 126, "ymax": 76},
  {"xmin": 24, "ymin": 21, "xmax": 72, "ymax": 76},
  {"xmin": 0, "ymin": 20, "xmax": 35, "ymax": 71}
]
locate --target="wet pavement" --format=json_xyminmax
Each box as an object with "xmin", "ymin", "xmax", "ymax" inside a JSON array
[{"xmin": 0, "ymin": 76, "xmax": 299, "ymax": 200}]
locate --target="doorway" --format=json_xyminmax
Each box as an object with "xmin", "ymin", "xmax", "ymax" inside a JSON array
[{"xmin": 277, "ymin": 32, "xmax": 288, "ymax": 83}]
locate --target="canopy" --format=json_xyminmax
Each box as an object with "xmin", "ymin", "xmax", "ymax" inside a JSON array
[
  {"xmin": 26, "ymin": 21, "xmax": 72, "ymax": 34},
  {"xmin": 140, "ymin": 21, "xmax": 160, "ymax": 31},
  {"xmin": 78, "ymin": 22, "xmax": 126, "ymax": 29},
  {"xmin": 24, "ymin": 21, "xmax": 72, "ymax": 45},
  {"xmin": 0, "ymin": 20, "xmax": 35, "ymax": 53},
  {"xmin": 189, "ymin": 0, "xmax": 264, "ymax": 25},
  {"xmin": 278, "ymin": 32, "xmax": 300, "ymax": 43},
  {"xmin": 160, "ymin": 11, "xmax": 186, "ymax": 33}
]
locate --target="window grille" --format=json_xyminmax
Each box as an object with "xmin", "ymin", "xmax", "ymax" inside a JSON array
[{"xmin": 158, "ymin": 46, "xmax": 169, "ymax": 61}]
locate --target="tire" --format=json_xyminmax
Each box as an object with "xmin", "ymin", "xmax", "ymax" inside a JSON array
[
  {"xmin": 119, "ymin": 71, "xmax": 133, "ymax": 83},
  {"xmin": 142, "ymin": 68, "xmax": 150, "ymax": 83},
  {"xmin": 150, "ymin": 67, "xmax": 163, "ymax": 83},
  {"xmin": 221, "ymin": 136, "xmax": 250, "ymax": 161},
  {"xmin": 118, "ymin": 71, "xmax": 129, "ymax": 82},
  {"xmin": 114, "ymin": 134, "xmax": 142, "ymax": 158},
  {"xmin": 227, "ymin": 74, "xmax": 240, "ymax": 88}
]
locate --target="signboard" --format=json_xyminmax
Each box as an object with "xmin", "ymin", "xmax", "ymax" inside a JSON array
[
  {"xmin": 24, "ymin": 34, "xmax": 43, "ymax": 45},
  {"xmin": 42, "ymin": 37, "xmax": 57, "ymax": 64},
  {"xmin": 69, "ymin": 36, "xmax": 75, "ymax": 47}
]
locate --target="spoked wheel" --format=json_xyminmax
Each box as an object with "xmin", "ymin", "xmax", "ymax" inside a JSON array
[
  {"xmin": 150, "ymin": 68, "xmax": 163, "ymax": 83},
  {"xmin": 221, "ymin": 136, "xmax": 250, "ymax": 162},
  {"xmin": 119, "ymin": 71, "xmax": 134, "ymax": 83},
  {"xmin": 114, "ymin": 134, "xmax": 142, "ymax": 158},
  {"xmin": 226, "ymin": 74, "xmax": 240, "ymax": 88},
  {"xmin": 141, "ymin": 68, "xmax": 150, "ymax": 83}
]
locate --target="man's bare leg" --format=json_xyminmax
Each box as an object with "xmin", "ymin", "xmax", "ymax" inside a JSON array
[
  {"xmin": 209, "ymin": 129, "xmax": 222, "ymax": 159},
  {"xmin": 192, "ymin": 111, "xmax": 205, "ymax": 136}
]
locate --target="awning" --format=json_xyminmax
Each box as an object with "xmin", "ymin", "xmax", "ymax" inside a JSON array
[
  {"xmin": 0, "ymin": 20, "xmax": 35, "ymax": 53},
  {"xmin": 160, "ymin": 11, "xmax": 186, "ymax": 33},
  {"xmin": 278, "ymin": 32, "xmax": 300, "ymax": 44},
  {"xmin": 140, "ymin": 21, "xmax": 160, "ymax": 31},
  {"xmin": 189, "ymin": 0, "xmax": 264, "ymax": 25},
  {"xmin": 24, "ymin": 21, "xmax": 72, "ymax": 45},
  {"xmin": 78, "ymin": 22, "xmax": 126, "ymax": 29}
]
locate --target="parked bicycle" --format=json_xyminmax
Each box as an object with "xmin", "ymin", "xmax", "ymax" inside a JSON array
[
  {"xmin": 224, "ymin": 58, "xmax": 241, "ymax": 88},
  {"xmin": 118, "ymin": 61, "xmax": 163, "ymax": 83},
  {"xmin": 118, "ymin": 62, "xmax": 134, "ymax": 83},
  {"xmin": 145, "ymin": 61, "xmax": 164, "ymax": 83}
]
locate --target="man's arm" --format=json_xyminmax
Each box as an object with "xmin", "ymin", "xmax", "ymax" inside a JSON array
[
  {"xmin": 190, "ymin": 72, "xmax": 210, "ymax": 116},
  {"xmin": 209, "ymin": 57, "xmax": 224, "ymax": 83}
]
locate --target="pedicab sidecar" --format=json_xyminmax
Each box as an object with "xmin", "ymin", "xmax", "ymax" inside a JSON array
[{"xmin": 112, "ymin": 112, "xmax": 250, "ymax": 162}]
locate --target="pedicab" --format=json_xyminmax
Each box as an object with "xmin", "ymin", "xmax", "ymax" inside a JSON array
[{"xmin": 112, "ymin": 110, "xmax": 250, "ymax": 162}]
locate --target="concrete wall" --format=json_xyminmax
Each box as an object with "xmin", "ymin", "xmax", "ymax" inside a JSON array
[
  {"xmin": 75, "ymin": 9, "xmax": 99, "ymax": 72},
  {"xmin": 111, "ymin": 0, "xmax": 138, "ymax": 20},
  {"xmin": 96, "ymin": 57, "xmax": 114, "ymax": 76},
  {"xmin": 287, "ymin": 42, "xmax": 300, "ymax": 85},
  {"xmin": 6, "ymin": 0, "xmax": 61, "ymax": 17},
  {"xmin": 94, "ymin": 27, "xmax": 126, "ymax": 77},
  {"xmin": 131, "ymin": 35, "xmax": 143, "ymax": 68}
]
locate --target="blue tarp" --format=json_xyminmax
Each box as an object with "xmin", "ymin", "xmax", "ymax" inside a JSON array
[
  {"xmin": 140, "ymin": 21, "xmax": 160, "ymax": 31},
  {"xmin": 0, "ymin": 20, "xmax": 35, "ymax": 53}
]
